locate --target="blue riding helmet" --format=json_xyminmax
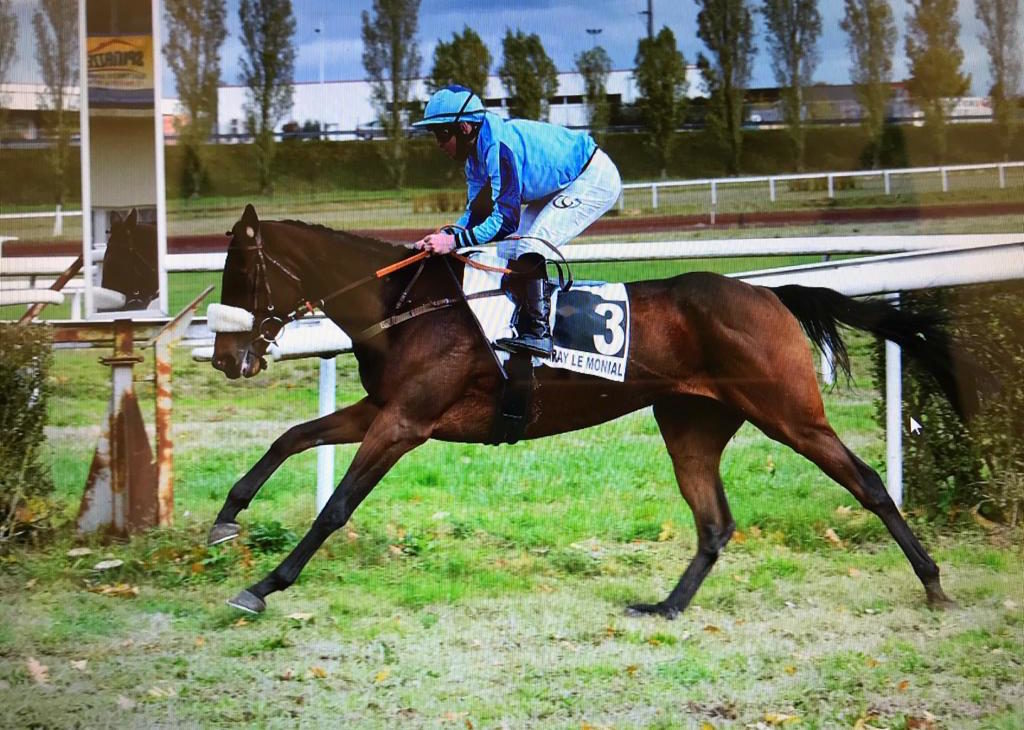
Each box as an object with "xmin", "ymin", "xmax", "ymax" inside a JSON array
[{"xmin": 413, "ymin": 85, "xmax": 485, "ymax": 127}]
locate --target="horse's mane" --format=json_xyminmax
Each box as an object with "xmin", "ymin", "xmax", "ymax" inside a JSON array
[{"xmin": 274, "ymin": 219, "xmax": 408, "ymax": 253}]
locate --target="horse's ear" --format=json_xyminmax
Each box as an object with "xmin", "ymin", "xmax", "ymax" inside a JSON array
[
  {"xmin": 125, "ymin": 208, "xmax": 138, "ymax": 228},
  {"xmin": 241, "ymin": 204, "xmax": 259, "ymax": 240}
]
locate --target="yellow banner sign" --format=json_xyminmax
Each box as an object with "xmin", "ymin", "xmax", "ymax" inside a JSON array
[{"xmin": 87, "ymin": 35, "xmax": 153, "ymax": 107}]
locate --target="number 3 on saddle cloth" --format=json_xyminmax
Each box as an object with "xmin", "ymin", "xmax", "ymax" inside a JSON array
[{"xmin": 461, "ymin": 251, "xmax": 632, "ymax": 384}]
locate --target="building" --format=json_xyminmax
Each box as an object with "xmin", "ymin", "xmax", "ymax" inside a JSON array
[{"xmin": 215, "ymin": 67, "xmax": 705, "ymax": 140}]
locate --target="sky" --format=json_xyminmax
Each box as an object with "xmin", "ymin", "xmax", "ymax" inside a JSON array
[{"xmin": 5, "ymin": 0, "xmax": 1018, "ymax": 98}]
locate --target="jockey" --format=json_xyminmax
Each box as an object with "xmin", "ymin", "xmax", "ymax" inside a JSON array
[{"xmin": 412, "ymin": 84, "xmax": 622, "ymax": 358}]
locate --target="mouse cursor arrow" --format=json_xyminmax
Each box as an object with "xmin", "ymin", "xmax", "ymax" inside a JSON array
[{"xmin": 909, "ymin": 417, "xmax": 922, "ymax": 435}]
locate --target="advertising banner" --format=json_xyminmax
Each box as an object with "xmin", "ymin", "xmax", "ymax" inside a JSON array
[{"xmin": 86, "ymin": 35, "xmax": 154, "ymax": 109}]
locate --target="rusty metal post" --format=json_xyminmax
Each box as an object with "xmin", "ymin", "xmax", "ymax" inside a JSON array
[
  {"xmin": 78, "ymin": 319, "xmax": 158, "ymax": 536},
  {"xmin": 147, "ymin": 285, "xmax": 214, "ymax": 527}
]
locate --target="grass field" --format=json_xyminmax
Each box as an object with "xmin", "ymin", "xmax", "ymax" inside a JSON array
[{"xmin": 2, "ymin": 245, "xmax": 1023, "ymax": 727}]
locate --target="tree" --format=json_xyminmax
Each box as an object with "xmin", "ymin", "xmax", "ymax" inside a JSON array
[
  {"xmin": 0, "ymin": 0, "xmax": 15, "ymax": 100},
  {"xmin": 840, "ymin": 0, "xmax": 898, "ymax": 168},
  {"xmin": 904, "ymin": 0, "xmax": 970, "ymax": 161},
  {"xmin": 761, "ymin": 0, "xmax": 821, "ymax": 171},
  {"xmin": 633, "ymin": 27, "xmax": 688, "ymax": 178},
  {"xmin": 32, "ymin": 0, "xmax": 77, "ymax": 206},
  {"xmin": 164, "ymin": 0, "xmax": 227, "ymax": 197},
  {"xmin": 975, "ymin": 0, "xmax": 1022, "ymax": 159},
  {"xmin": 427, "ymin": 25, "xmax": 490, "ymax": 97},
  {"xmin": 362, "ymin": 0, "xmax": 421, "ymax": 189},
  {"xmin": 696, "ymin": 0, "xmax": 756, "ymax": 174},
  {"xmin": 238, "ymin": 0, "xmax": 296, "ymax": 195},
  {"xmin": 497, "ymin": 30, "xmax": 558, "ymax": 121},
  {"xmin": 575, "ymin": 45, "xmax": 613, "ymax": 144}
]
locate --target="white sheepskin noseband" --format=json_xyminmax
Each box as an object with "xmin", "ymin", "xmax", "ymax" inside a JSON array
[
  {"xmin": 207, "ymin": 303, "xmax": 254, "ymax": 333},
  {"xmin": 93, "ymin": 286, "xmax": 127, "ymax": 311}
]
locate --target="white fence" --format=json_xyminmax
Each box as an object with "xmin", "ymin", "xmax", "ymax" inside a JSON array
[{"xmin": 619, "ymin": 160, "xmax": 1024, "ymax": 212}]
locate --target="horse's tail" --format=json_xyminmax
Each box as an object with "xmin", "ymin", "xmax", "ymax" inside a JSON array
[{"xmin": 770, "ymin": 284, "xmax": 992, "ymax": 421}]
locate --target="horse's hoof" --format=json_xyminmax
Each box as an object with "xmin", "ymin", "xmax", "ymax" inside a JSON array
[
  {"xmin": 208, "ymin": 522, "xmax": 241, "ymax": 546},
  {"xmin": 927, "ymin": 594, "xmax": 959, "ymax": 611},
  {"xmin": 226, "ymin": 589, "xmax": 265, "ymax": 614},
  {"xmin": 626, "ymin": 602, "xmax": 679, "ymax": 620}
]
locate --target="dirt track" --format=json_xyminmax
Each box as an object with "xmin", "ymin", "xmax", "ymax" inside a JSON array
[{"xmin": 6, "ymin": 200, "xmax": 1023, "ymax": 257}]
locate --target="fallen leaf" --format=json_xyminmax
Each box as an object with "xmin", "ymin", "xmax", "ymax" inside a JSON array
[
  {"xmin": 67, "ymin": 547, "xmax": 93, "ymax": 558},
  {"xmin": 344, "ymin": 529, "xmax": 359, "ymax": 542},
  {"xmin": 26, "ymin": 657, "xmax": 50, "ymax": 685},
  {"xmin": 824, "ymin": 528, "xmax": 844, "ymax": 548},
  {"xmin": 763, "ymin": 712, "xmax": 800, "ymax": 725},
  {"xmin": 286, "ymin": 612, "xmax": 314, "ymax": 622},
  {"xmin": 905, "ymin": 711, "xmax": 938, "ymax": 729},
  {"xmin": 748, "ymin": 525, "xmax": 763, "ymax": 538},
  {"xmin": 88, "ymin": 583, "xmax": 139, "ymax": 598},
  {"xmin": 732, "ymin": 573, "xmax": 749, "ymax": 584},
  {"xmin": 732, "ymin": 530, "xmax": 747, "ymax": 544},
  {"xmin": 897, "ymin": 679, "xmax": 910, "ymax": 692},
  {"xmin": 148, "ymin": 685, "xmax": 177, "ymax": 698},
  {"xmin": 852, "ymin": 716, "xmax": 888, "ymax": 730},
  {"xmin": 848, "ymin": 567, "xmax": 862, "ymax": 577},
  {"xmin": 310, "ymin": 666, "xmax": 327, "ymax": 679},
  {"xmin": 625, "ymin": 664, "xmax": 639, "ymax": 676},
  {"xmin": 117, "ymin": 695, "xmax": 136, "ymax": 710},
  {"xmin": 865, "ymin": 657, "xmax": 880, "ymax": 668},
  {"xmin": 701, "ymin": 723, "xmax": 716, "ymax": 730},
  {"xmin": 835, "ymin": 505, "xmax": 853, "ymax": 516},
  {"xmin": 25, "ymin": 578, "xmax": 37, "ymax": 589},
  {"xmin": 93, "ymin": 559, "xmax": 124, "ymax": 571},
  {"xmin": 70, "ymin": 659, "xmax": 88, "ymax": 671},
  {"xmin": 279, "ymin": 668, "xmax": 295, "ymax": 680},
  {"xmin": 765, "ymin": 455, "xmax": 776, "ymax": 475},
  {"xmin": 233, "ymin": 617, "xmax": 248, "ymax": 627},
  {"xmin": 784, "ymin": 665, "xmax": 797, "ymax": 675},
  {"xmin": 657, "ymin": 522, "xmax": 675, "ymax": 542},
  {"xmin": 702, "ymin": 624, "xmax": 722, "ymax": 634},
  {"xmin": 194, "ymin": 637, "xmax": 205, "ymax": 647},
  {"xmin": 374, "ymin": 668, "xmax": 390, "ymax": 683}
]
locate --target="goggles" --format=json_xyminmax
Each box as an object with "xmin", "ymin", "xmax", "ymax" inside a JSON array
[{"xmin": 432, "ymin": 124, "xmax": 457, "ymax": 144}]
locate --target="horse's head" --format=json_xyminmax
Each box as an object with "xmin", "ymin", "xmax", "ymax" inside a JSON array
[
  {"xmin": 101, "ymin": 208, "xmax": 158, "ymax": 309},
  {"xmin": 210, "ymin": 204, "xmax": 307, "ymax": 379}
]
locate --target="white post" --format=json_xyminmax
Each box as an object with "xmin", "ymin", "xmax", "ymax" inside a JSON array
[
  {"xmin": 617, "ymin": 191, "xmax": 624, "ymax": 212},
  {"xmin": 769, "ymin": 177, "xmax": 776, "ymax": 202},
  {"xmin": 316, "ymin": 356, "xmax": 337, "ymax": 514},
  {"xmin": 885, "ymin": 293, "xmax": 903, "ymax": 508},
  {"xmin": 152, "ymin": 0, "xmax": 169, "ymax": 315},
  {"xmin": 998, "ymin": 164, "xmax": 1005, "ymax": 189},
  {"xmin": 651, "ymin": 184, "xmax": 658, "ymax": 210},
  {"xmin": 78, "ymin": 0, "xmax": 93, "ymax": 318},
  {"xmin": 884, "ymin": 170, "xmax": 891, "ymax": 195},
  {"xmin": 941, "ymin": 167, "xmax": 948, "ymax": 193},
  {"xmin": 53, "ymin": 204, "xmax": 63, "ymax": 236},
  {"xmin": 827, "ymin": 174, "xmax": 834, "ymax": 199},
  {"xmin": 821, "ymin": 339, "xmax": 835, "ymax": 386},
  {"xmin": 710, "ymin": 180, "xmax": 717, "ymax": 225}
]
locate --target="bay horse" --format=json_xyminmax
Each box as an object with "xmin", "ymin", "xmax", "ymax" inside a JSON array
[{"xmin": 209, "ymin": 203, "xmax": 986, "ymax": 617}]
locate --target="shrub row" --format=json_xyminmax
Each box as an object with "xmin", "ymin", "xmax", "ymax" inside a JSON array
[
  {"xmin": 1, "ymin": 123, "xmax": 1021, "ymax": 206},
  {"xmin": 0, "ymin": 324, "xmax": 56, "ymax": 546},
  {"xmin": 871, "ymin": 281, "xmax": 1024, "ymax": 524}
]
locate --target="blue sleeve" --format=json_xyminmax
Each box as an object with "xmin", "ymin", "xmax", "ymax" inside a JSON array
[{"xmin": 454, "ymin": 142, "xmax": 520, "ymax": 247}]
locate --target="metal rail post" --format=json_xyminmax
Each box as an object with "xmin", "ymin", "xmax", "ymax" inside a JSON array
[
  {"xmin": 316, "ymin": 356, "xmax": 337, "ymax": 513},
  {"xmin": 885, "ymin": 292, "xmax": 903, "ymax": 508}
]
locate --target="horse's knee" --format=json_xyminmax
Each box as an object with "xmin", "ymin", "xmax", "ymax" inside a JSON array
[{"xmin": 697, "ymin": 520, "xmax": 735, "ymax": 558}]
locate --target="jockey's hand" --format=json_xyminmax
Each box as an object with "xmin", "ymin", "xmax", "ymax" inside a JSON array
[{"xmin": 415, "ymin": 231, "xmax": 456, "ymax": 255}]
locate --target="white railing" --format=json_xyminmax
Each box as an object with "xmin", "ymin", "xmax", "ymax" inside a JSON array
[
  {"xmin": 619, "ymin": 161, "xmax": 1024, "ymax": 216},
  {"xmin": 0, "ymin": 205, "xmax": 82, "ymax": 235}
]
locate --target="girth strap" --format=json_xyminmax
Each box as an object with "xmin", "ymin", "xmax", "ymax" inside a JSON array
[{"xmin": 353, "ymin": 297, "xmax": 460, "ymax": 343}]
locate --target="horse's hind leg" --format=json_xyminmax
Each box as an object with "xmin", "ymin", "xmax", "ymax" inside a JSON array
[
  {"xmin": 786, "ymin": 424, "xmax": 954, "ymax": 608},
  {"xmin": 209, "ymin": 397, "xmax": 379, "ymax": 545},
  {"xmin": 628, "ymin": 396, "xmax": 743, "ymax": 619}
]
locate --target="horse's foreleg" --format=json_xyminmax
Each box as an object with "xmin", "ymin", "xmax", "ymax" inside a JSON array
[
  {"xmin": 209, "ymin": 397, "xmax": 380, "ymax": 544},
  {"xmin": 628, "ymin": 397, "xmax": 742, "ymax": 619},
  {"xmin": 226, "ymin": 407, "xmax": 428, "ymax": 614}
]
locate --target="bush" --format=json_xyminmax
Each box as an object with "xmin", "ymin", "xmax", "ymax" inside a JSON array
[
  {"xmin": 0, "ymin": 324, "xmax": 56, "ymax": 545},
  {"xmin": 871, "ymin": 282, "xmax": 1024, "ymax": 523}
]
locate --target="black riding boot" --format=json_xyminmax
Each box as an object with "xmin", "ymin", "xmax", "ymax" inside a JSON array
[{"xmin": 495, "ymin": 253, "xmax": 553, "ymax": 358}]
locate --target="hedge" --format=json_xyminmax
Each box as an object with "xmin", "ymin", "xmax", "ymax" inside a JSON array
[
  {"xmin": 871, "ymin": 281, "xmax": 1024, "ymax": 524},
  {"xmin": 2, "ymin": 122, "xmax": 1021, "ymax": 206},
  {"xmin": 0, "ymin": 323, "xmax": 56, "ymax": 545}
]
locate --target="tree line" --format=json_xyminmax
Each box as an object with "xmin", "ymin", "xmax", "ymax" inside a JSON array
[{"xmin": 0, "ymin": 0, "xmax": 1019, "ymax": 197}]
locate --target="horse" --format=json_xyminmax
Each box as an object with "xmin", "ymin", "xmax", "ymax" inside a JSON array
[
  {"xmin": 208, "ymin": 203, "xmax": 988, "ymax": 617},
  {"xmin": 100, "ymin": 209, "xmax": 158, "ymax": 310}
]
